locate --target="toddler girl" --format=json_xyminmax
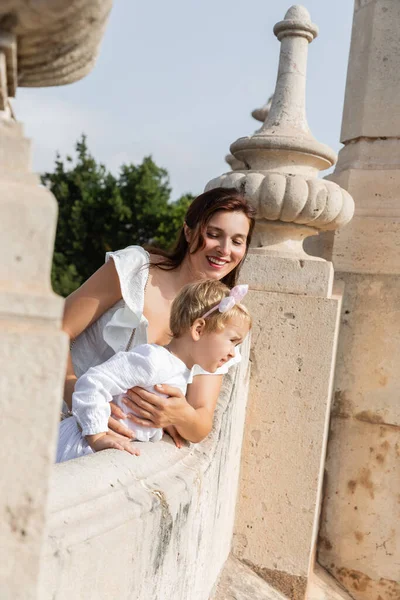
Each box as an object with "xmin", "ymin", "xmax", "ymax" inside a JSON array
[{"xmin": 56, "ymin": 279, "xmax": 251, "ymax": 463}]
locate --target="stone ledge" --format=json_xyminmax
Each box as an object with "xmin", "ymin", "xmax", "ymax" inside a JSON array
[
  {"xmin": 39, "ymin": 338, "xmax": 251, "ymax": 600},
  {"xmin": 212, "ymin": 555, "xmax": 287, "ymax": 600}
]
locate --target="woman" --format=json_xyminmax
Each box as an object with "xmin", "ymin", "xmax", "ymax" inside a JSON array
[{"xmin": 63, "ymin": 187, "xmax": 255, "ymax": 447}]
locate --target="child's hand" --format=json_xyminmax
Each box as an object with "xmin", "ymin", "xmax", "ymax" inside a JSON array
[
  {"xmin": 164, "ymin": 425, "xmax": 186, "ymax": 449},
  {"xmin": 86, "ymin": 432, "xmax": 140, "ymax": 456}
]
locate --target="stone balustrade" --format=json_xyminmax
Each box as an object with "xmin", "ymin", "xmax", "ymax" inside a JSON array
[{"xmin": 38, "ymin": 344, "xmax": 250, "ymax": 599}]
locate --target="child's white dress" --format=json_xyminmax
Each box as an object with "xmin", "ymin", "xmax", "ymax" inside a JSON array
[{"xmin": 57, "ymin": 344, "xmax": 200, "ymax": 462}]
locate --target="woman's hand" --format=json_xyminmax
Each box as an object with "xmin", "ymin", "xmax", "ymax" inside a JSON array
[{"xmin": 122, "ymin": 385, "xmax": 191, "ymax": 429}]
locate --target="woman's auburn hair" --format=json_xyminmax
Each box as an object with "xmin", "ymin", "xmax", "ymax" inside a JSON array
[{"xmin": 146, "ymin": 187, "xmax": 256, "ymax": 288}]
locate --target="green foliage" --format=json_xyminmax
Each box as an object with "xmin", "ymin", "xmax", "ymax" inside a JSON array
[{"xmin": 42, "ymin": 135, "xmax": 194, "ymax": 296}]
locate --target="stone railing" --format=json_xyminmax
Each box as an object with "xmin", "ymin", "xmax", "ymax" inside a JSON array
[{"xmin": 38, "ymin": 340, "xmax": 251, "ymax": 600}]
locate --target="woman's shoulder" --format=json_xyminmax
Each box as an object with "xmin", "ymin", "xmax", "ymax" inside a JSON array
[
  {"xmin": 106, "ymin": 245, "xmax": 149, "ymax": 267},
  {"xmin": 107, "ymin": 245, "xmax": 170, "ymax": 271},
  {"xmin": 104, "ymin": 245, "xmax": 150, "ymax": 317}
]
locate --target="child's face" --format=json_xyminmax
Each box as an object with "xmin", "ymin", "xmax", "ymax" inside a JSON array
[{"xmin": 193, "ymin": 318, "xmax": 249, "ymax": 373}]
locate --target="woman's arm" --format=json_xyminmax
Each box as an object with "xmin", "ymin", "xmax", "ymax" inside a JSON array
[
  {"xmin": 62, "ymin": 259, "xmax": 122, "ymax": 410},
  {"xmin": 123, "ymin": 374, "xmax": 223, "ymax": 443}
]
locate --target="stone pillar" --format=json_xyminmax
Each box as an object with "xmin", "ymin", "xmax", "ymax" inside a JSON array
[
  {"xmin": 0, "ymin": 37, "xmax": 68, "ymax": 600},
  {"xmin": 316, "ymin": 1, "xmax": 400, "ymax": 598},
  {"xmin": 206, "ymin": 6, "xmax": 354, "ymax": 599}
]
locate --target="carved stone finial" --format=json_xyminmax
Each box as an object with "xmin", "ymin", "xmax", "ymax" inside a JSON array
[
  {"xmin": 251, "ymin": 95, "xmax": 273, "ymax": 124},
  {"xmin": 207, "ymin": 5, "xmax": 354, "ymax": 257},
  {"xmin": 225, "ymin": 153, "xmax": 245, "ymax": 171}
]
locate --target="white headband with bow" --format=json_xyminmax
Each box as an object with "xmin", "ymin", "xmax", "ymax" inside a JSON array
[{"xmin": 202, "ymin": 284, "xmax": 249, "ymax": 319}]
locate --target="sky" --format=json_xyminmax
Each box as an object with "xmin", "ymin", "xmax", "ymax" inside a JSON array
[{"xmin": 13, "ymin": 0, "xmax": 354, "ymax": 200}]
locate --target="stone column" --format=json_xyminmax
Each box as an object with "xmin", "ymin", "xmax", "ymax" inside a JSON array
[
  {"xmin": 0, "ymin": 37, "xmax": 68, "ymax": 599},
  {"xmin": 316, "ymin": 1, "xmax": 400, "ymax": 598},
  {"xmin": 207, "ymin": 6, "xmax": 354, "ymax": 599}
]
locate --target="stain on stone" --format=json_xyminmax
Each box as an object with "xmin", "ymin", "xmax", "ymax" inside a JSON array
[
  {"xmin": 336, "ymin": 567, "xmax": 369, "ymax": 592},
  {"xmin": 333, "ymin": 566, "xmax": 400, "ymax": 599},
  {"xmin": 319, "ymin": 536, "xmax": 333, "ymax": 550},
  {"xmin": 251, "ymin": 429, "xmax": 261, "ymax": 443},
  {"xmin": 347, "ymin": 479, "xmax": 357, "ymax": 494},
  {"xmin": 5, "ymin": 494, "xmax": 34, "ymax": 540},
  {"xmin": 181, "ymin": 502, "xmax": 190, "ymax": 522},
  {"xmin": 242, "ymin": 559, "xmax": 307, "ymax": 600},
  {"xmin": 380, "ymin": 440, "xmax": 390, "ymax": 452},
  {"xmin": 354, "ymin": 531, "xmax": 364, "ymax": 542},
  {"xmin": 151, "ymin": 489, "xmax": 173, "ymax": 574},
  {"xmin": 355, "ymin": 410, "xmax": 384, "ymax": 424},
  {"xmin": 378, "ymin": 372, "xmax": 388, "ymax": 387},
  {"xmin": 332, "ymin": 390, "xmax": 353, "ymax": 419},
  {"xmin": 359, "ymin": 468, "xmax": 375, "ymax": 499},
  {"xmin": 376, "ymin": 453, "xmax": 385, "ymax": 464},
  {"xmin": 284, "ymin": 312, "xmax": 295, "ymax": 319}
]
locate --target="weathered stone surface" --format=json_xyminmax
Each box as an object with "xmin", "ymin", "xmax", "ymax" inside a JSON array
[
  {"xmin": 212, "ymin": 555, "xmax": 287, "ymax": 600},
  {"xmin": 0, "ymin": 1, "xmax": 113, "ymax": 87},
  {"xmin": 317, "ymin": 273, "xmax": 400, "ymax": 599},
  {"xmin": 317, "ymin": 3, "xmax": 400, "ymax": 596},
  {"xmin": 233, "ymin": 287, "xmax": 342, "ymax": 580},
  {"xmin": 331, "ymin": 170, "xmax": 400, "ymax": 276},
  {"xmin": 331, "ymin": 273, "xmax": 400, "ymax": 426},
  {"xmin": 239, "ymin": 252, "xmax": 333, "ymax": 298},
  {"xmin": 0, "ymin": 112, "xmax": 68, "ymax": 600},
  {"xmin": 340, "ymin": 0, "xmax": 400, "ymax": 141},
  {"xmin": 38, "ymin": 341, "xmax": 251, "ymax": 600},
  {"xmin": 307, "ymin": 565, "xmax": 354, "ymax": 600},
  {"xmin": 318, "ymin": 418, "xmax": 400, "ymax": 600}
]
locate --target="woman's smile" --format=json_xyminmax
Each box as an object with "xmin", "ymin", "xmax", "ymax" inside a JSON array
[
  {"xmin": 188, "ymin": 210, "xmax": 250, "ymax": 280},
  {"xmin": 206, "ymin": 256, "xmax": 229, "ymax": 269}
]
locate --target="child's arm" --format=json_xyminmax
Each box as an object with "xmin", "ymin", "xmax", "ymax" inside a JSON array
[{"xmin": 176, "ymin": 374, "xmax": 223, "ymax": 442}]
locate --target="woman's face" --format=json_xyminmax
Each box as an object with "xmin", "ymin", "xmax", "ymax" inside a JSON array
[{"xmin": 185, "ymin": 210, "xmax": 250, "ymax": 280}]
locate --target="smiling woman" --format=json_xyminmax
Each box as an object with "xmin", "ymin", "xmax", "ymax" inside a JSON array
[{"xmin": 62, "ymin": 187, "xmax": 255, "ymax": 450}]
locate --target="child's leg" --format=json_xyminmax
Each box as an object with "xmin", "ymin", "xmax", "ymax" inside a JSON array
[{"xmin": 56, "ymin": 416, "xmax": 93, "ymax": 463}]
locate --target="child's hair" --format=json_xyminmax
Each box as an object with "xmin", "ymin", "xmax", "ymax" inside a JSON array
[{"xmin": 170, "ymin": 280, "xmax": 251, "ymax": 338}]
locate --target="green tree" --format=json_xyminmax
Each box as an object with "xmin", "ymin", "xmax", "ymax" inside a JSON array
[{"xmin": 42, "ymin": 135, "xmax": 194, "ymax": 296}]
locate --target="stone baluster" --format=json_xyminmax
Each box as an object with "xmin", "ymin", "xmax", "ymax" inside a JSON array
[
  {"xmin": 0, "ymin": 35, "xmax": 68, "ymax": 600},
  {"xmin": 207, "ymin": 6, "xmax": 354, "ymax": 598}
]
